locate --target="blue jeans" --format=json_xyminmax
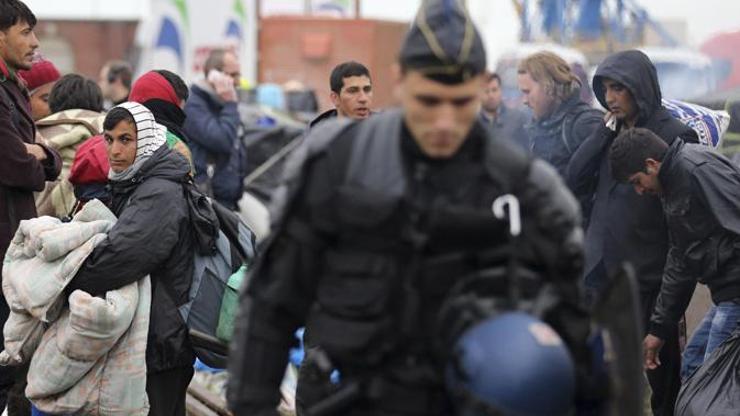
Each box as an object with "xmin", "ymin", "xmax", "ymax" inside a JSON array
[{"xmin": 681, "ymin": 300, "xmax": 740, "ymax": 380}]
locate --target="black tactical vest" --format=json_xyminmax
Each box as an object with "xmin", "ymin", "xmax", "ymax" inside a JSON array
[{"xmin": 303, "ymin": 110, "xmax": 532, "ymax": 370}]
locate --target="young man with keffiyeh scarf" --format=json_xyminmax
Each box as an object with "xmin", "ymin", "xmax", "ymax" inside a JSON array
[{"xmin": 66, "ymin": 102, "xmax": 197, "ymax": 416}]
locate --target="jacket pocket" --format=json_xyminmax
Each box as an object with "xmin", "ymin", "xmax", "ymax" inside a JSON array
[
  {"xmin": 336, "ymin": 185, "xmax": 399, "ymax": 229},
  {"xmin": 317, "ymin": 250, "xmax": 394, "ymax": 319}
]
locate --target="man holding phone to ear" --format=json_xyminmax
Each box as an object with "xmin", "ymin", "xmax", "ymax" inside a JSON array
[
  {"xmin": 183, "ymin": 48, "xmax": 247, "ymax": 210},
  {"xmin": 567, "ymin": 49, "xmax": 698, "ymax": 416}
]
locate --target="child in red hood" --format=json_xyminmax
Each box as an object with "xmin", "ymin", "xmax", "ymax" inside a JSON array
[{"xmin": 67, "ymin": 135, "xmax": 111, "ymax": 217}]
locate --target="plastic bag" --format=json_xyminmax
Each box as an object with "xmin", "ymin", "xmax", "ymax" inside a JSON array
[
  {"xmin": 662, "ymin": 98, "xmax": 730, "ymax": 149},
  {"xmin": 675, "ymin": 330, "xmax": 740, "ymax": 415},
  {"xmin": 216, "ymin": 265, "xmax": 247, "ymax": 342}
]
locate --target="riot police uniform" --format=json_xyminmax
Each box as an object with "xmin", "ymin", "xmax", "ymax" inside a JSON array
[{"xmin": 227, "ymin": 1, "xmax": 591, "ymax": 415}]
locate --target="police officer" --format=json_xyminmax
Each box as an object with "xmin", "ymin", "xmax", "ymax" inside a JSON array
[{"xmin": 227, "ymin": 1, "xmax": 591, "ymax": 415}]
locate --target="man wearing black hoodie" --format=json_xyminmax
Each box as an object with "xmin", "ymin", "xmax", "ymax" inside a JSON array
[{"xmin": 567, "ymin": 50, "xmax": 698, "ymax": 416}]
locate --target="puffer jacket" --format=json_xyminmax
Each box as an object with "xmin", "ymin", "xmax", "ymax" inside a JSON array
[
  {"xmin": 35, "ymin": 109, "xmax": 105, "ymax": 218},
  {"xmin": 648, "ymin": 139, "xmax": 740, "ymax": 338},
  {"xmin": 67, "ymin": 145, "xmax": 196, "ymax": 372}
]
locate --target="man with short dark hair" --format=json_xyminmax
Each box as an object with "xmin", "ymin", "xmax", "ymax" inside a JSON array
[
  {"xmin": 309, "ymin": 60, "xmax": 373, "ymax": 128},
  {"xmin": 227, "ymin": 1, "xmax": 593, "ymax": 415},
  {"xmin": 0, "ymin": 0, "xmax": 62, "ymax": 412},
  {"xmin": 567, "ymin": 50, "xmax": 698, "ymax": 416},
  {"xmin": 609, "ymin": 127, "xmax": 740, "ymax": 380},
  {"xmin": 183, "ymin": 48, "xmax": 246, "ymax": 210},
  {"xmin": 98, "ymin": 59, "xmax": 132, "ymax": 109},
  {"xmin": 480, "ymin": 71, "xmax": 529, "ymax": 150}
]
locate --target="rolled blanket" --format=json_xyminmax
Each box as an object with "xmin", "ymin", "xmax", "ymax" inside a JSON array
[{"xmin": 1, "ymin": 199, "xmax": 151, "ymax": 414}]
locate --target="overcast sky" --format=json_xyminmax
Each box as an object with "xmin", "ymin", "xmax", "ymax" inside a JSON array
[
  {"xmin": 25, "ymin": 0, "xmax": 740, "ymax": 66},
  {"xmin": 360, "ymin": 0, "xmax": 740, "ymax": 47},
  {"xmin": 25, "ymin": 0, "xmax": 740, "ymax": 48}
]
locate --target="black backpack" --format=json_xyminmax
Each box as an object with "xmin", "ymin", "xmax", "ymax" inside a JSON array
[{"xmin": 181, "ymin": 181, "xmax": 257, "ymax": 367}]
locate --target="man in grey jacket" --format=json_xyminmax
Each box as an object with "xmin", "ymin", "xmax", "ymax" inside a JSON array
[{"xmin": 479, "ymin": 72, "xmax": 529, "ymax": 151}]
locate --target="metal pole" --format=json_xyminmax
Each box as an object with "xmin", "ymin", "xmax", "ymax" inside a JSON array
[
  {"xmin": 305, "ymin": 0, "xmax": 312, "ymax": 15},
  {"xmin": 354, "ymin": 0, "xmax": 361, "ymax": 18}
]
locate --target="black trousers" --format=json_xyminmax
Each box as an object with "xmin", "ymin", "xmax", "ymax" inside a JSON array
[
  {"xmin": 0, "ymin": 292, "xmax": 29, "ymax": 416},
  {"xmin": 641, "ymin": 290, "xmax": 681, "ymax": 416},
  {"xmin": 146, "ymin": 366, "xmax": 194, "ymax": 416}
]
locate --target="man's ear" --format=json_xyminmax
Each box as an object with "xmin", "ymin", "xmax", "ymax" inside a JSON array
[
  {"xmin": 329, "ymin": 91, "xmax": 340, "ymax": 108},
  {"xmin": 391, "ymin": 63, "xmax": 404, "ymax": 103},
  {"xmin": 645, "ymin": 158, "xmax": 662, "ymax": 174}
]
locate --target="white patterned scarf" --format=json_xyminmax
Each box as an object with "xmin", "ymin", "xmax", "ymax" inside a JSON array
[{"xmin": 108, "ymin": 101, "xmax": 168, "ymax": 182}]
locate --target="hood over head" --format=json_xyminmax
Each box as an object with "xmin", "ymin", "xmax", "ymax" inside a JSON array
[{"xmin": 592, "ymin": 50, "xmax": 662, "ymax": 123}]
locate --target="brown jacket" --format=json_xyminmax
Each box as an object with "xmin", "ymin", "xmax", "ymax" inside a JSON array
[{"xmin": 0, "ymin": 75, "xmax": 62, "ymax": 268}]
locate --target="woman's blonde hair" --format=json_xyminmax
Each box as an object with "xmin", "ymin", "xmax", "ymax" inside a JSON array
[{"xmin": 517, "ymin": 51, "xmax": 581, "ymax": 105}]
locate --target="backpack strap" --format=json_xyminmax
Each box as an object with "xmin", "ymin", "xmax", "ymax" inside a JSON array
[
  {"xmin": 560, "ymin": 105, "xmax": 597, "ymax": 155},
  {"xmin": 182, "ymin": 178, "xmax": 220, "ymax": 255}
]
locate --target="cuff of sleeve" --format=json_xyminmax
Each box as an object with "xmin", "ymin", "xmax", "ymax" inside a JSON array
[
  {"xmin": 223, "ymin": 101, "xmax": 239, "ymax": 110},
  {"xmin": 598, "ymin": 124, "xmax": 618, "ymax": 139},
  {"xmin": 38, "ymin": 144, "xmax": 60, "ymax": 173},
  {"xmin": 648, "ymin": 321, "xmax": 673, "ymax": 339}
]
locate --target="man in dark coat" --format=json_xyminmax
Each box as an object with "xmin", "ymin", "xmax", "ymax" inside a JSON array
[
  {"xmin": 517, "ymin": 51, "xmax": 603, "ymax": 178},
  {"xmin": 183, "ymin": 48, "xmax": 246, "ymax": 210},
  {"xmin": 609, "ymin": 128, "xmax": 740, "ymax": 381},
  {"xmin": 567, "ymin": 49, "xmax": 698, "ymax": 416},
  {"xmin": 67, "ymin": 102, "xmax": 195, "ymax": 416},
  {"xmin": 0, "ymin": 1, "xmax": 62, "ymax": 412},
  {"xmin": 479, "ymin": 71, "xmax": 529, "ymax": 151},
  {"xmin": 227, "ymin": 2, "xmax": 595, "ymax": 415}
]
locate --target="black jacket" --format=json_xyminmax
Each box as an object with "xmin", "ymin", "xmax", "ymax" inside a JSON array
[
  {"xmin": 526, "ymin": 89, "xmax": 603, "ymax": 178},
  {"xmin": 567, "ymin": 50, "xmax": 698, "ymax": 293},
  {"xmin": 649, "ymin": 139, "xmax": 740, "ymax": 338},
  {"xmin": 227, "ymin": 112, "xmax": 588, "ymax": 415},
  {"xmin": 68, "ymin": 146, "xmax": 196, "ymax": 372},
  {"xmin": 308, "ymin": 108, "xmax": 338, "ymax": 129}
]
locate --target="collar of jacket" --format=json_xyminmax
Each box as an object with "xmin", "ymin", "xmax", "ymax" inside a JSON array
[
  {"xmin": 309, "ymin": 108, "xmax": 338, "ymax": 128},
  {"xmin": 0, "ymin": 57, "xmax": 16, "ymax": 83},
  {"xmin": 657, "ymin": 138, "xmax": 683, "ymax": 191},
  {"xmin": 532, "ymin": 90, "xmax": 582, "ymax": 130},
  {"xmin": 480, "ymin": 106, "xmax": 507, "ymax": 127},
  {"xmin": 193, "ymin": 78, "xmax": 227, "ymax": 107}
]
